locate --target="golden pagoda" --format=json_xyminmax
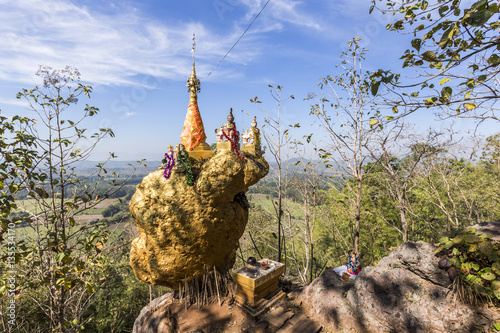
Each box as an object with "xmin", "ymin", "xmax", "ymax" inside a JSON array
[{"xmin": 179, "ymin": 35, "xmax": 213, "ymax": 160}]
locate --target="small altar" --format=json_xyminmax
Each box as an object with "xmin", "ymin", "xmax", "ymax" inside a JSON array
[{"xmin": 231, "ymin": 259, "xmax": 285, "ymax": 317}]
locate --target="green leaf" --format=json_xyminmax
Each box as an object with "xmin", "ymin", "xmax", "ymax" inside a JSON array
[
  {"xmin": 422, "ymin": 50, "xmax": 437, "ymax": 62},
  {"xmin": 439, "ymin": 237, "xmax": 450, "ymax": 244},
  {"xmin": 479, "ymin": 241, "xmax": 493, "ymax": 255},
  {"xmin": 465, "ymin": 9, "xmax": 493, "ymax": 27},
  {"xmin": 488, "ymin": 54, "xmax": 500, "ymax": 65},
  {"xmin": 464, "ymin": 103, "xmax": 476, "ymax": 111},
  {"xmin": 492, "ymin": 262, "xmax": 500, "ymax": 274},
  {"xmin": 371, "ymin": 81, "xmax": 381, "ymax": 96},
  {"xmin": 369, "ymin": 118, "xmax": 379, "ymax": 127},
  {"xmin": 464, "ymin": 273, "xmax": 481, "ymax": 283},
  {"xmin": 0, "ymin": 285, "xmax": 6, "ymax": 298},
  {"xmin": 443, "ymin": 241, "xmax": 454, "ymax": 249},
  {"xmin": 411, "ymin": 38, "xmax": 422, "ymax": 51},
  {"xmin": 8, "ymin": 184, "xmax": 18, "ymax": 193},
  {"xmin": 465, "ymin": 233, "xmax": 480, "ymax": 243},
  {"xmin": 85, "ymin": 281, "xmax": 95, "ymax": 294},
  {"xmin": 449, "ymin": 257, "xmax": 461, "ymax": 267},
  {"xmin": 439, "ymin": 77, "xmax": 451, "ymax": 85},
  {"xmin": 434, "ymin": 245, "xmax": 445, "ymax": 254},
  {"xmin": 490, "ymin": 253, "xmax": 500, "ymax": 262},
  {"xmin": 55, "ymin": 252, "xmax": 65, "ymax": 263},
  {"xmin": 492, "ymin": 281, "xmax": 500, "ymax": 299},
  {"xmin": 441, "ymin": 86, "xmax": 453, "ymax": 99},
  {"xmin": 35, "ymin": 188, "xmax": 49, "ymax": 199},
  {"xmin": 481, "ymin": 272, "xmax": 496, "ymax": 281}
]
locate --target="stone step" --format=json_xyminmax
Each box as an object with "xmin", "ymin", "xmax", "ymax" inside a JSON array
[
  {"xmin": 276, "ymin": 314, "xmax": 322, "ymax": 333},
  {"xmin": 266, "ymin": 307, "xmax": 295, "ymax": 329}
]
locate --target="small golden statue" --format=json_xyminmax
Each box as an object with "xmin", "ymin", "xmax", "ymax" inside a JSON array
[
  {"xmin": 216, "ymin": 109, "xmax": 244, "ymax": 159},
  {"xmin": 241, "ymin": 116, "xmax": 262, "ymax": 157}
]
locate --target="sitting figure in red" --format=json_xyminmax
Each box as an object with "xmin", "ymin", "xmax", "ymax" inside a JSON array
[{"xmin": 334, "ymin": 250, "xmax": 361, "ymax": 281}]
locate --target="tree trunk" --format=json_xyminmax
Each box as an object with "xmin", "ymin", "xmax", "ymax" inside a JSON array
[
  {"xmin": 354, "ymin": 179, "xmax": 362, "ymax": 253},
  {"xmin": 400, "ymin": 207, "xmax": 408, "ymax": 243}
]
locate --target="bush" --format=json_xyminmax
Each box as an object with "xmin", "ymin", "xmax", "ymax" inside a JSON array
[{"xmin": 435, "ymin": 227, "xmax": 500, "ymax": 306}]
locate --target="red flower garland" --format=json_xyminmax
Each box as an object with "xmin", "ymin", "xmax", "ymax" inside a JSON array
[{"xmin": 222, "ymin": 125, "xmax": 244, "ymax": 159}]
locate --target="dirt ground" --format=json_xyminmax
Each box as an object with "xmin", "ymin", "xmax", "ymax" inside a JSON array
[
  {"xmin": 137, "ymin": 283, "xmax": 323, "ymax": 333},
  {"xmin": 171, "ymin": 297, "xmax": 259, "ymax": 333}
]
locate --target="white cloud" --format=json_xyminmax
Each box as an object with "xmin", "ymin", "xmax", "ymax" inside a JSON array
[
  {"xmin": 239, "ymin": 0, "xmax": 323, "ymax": 31},
  {"xmin": 0, "ymin": 0, "xmax": 261, "ymax": 87},
  {"xmin": 0, "ymin": 97, "xmax": 29, "ymax": 107}
]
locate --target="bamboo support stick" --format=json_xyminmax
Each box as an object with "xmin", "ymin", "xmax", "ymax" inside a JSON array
[{"xmin": 214, "ymin": 266, "xmax": 221, "ymax": 306}]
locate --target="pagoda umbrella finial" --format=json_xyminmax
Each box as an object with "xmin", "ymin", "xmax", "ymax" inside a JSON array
[
  {"xmin": 187, "ymin": 34, "xmax": 200, "ymax": 102},
  {"xmin": 181, "ymin": 34, "xmax": 208, "ymax": 152}
]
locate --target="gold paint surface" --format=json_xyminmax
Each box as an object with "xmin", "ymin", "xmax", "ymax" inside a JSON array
[{"xmin": 130, "ymin": 150, "xmax": 269, "ymax": 289}]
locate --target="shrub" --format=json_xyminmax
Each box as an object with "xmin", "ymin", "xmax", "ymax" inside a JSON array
[{"xmin": 435, "ymin": 227, "xmax": 500, "ymax": 306}]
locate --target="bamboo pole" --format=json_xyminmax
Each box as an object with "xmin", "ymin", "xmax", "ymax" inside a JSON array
[{"xmin": 214, "ymin": 266, "xmax": 221, "ymax": 306}]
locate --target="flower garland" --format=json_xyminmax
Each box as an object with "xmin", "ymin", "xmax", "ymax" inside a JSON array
[
  {"xmin": 178, "ymin": 149, "xmax": 194, "ymax": 186},
  {"xmin": 251, "ymin": 127, "xmax": 262, "ymax": 157},
  {"xmin": 163, "ymin": 150, "xmax": 175, "ymax": 179},
  {"xmin": 222, "ymin": 125, "xmax": 244, "ymax": 159}
]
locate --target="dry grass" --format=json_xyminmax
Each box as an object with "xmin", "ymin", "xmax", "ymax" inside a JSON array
[
  {"xmin": 450, "ymin": 277, "xmax": 490, "ymax": 307},
  {"xmin": 177, "ymin": 266, "xmax": 234, "ymax": 309}
]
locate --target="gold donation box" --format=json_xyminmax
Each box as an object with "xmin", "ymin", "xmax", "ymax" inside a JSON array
[{"xmin": 231, "ymin": 260, "xmax": 285, "ymax": 307}]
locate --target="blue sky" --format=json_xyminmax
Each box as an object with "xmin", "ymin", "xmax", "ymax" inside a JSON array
[{"xmin": 0, "ymin": 0, "xmax": 496, "ymax": 161}]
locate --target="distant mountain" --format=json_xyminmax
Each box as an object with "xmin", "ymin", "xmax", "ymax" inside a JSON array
[
  {"xmin": 76, "ymin": 156, "xmax": 344, "ymax": 178},
  {"xmin": 74, "ymin": 159, "xmax": 161, "ymax": 173}
]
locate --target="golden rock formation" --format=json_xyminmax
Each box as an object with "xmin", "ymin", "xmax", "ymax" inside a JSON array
[{"xmin": 129, "ymin": 150, "xmax": 269, "ymax": 288}]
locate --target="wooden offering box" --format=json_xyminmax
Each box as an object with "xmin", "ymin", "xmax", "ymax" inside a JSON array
[{"xmin": 232, "ymin": 260, "xmax": 285, "ymax": 309}]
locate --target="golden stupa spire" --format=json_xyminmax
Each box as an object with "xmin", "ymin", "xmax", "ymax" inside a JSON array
[
  {"xmin": 187, "ymin": 34, "xmax": 201, "ymax": 102},
  {"xmin": 180, "ymin": 34, "xmax": 209, "ymax": 154}
]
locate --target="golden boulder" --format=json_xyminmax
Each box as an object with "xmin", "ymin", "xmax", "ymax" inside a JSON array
[{"xmin": 129, "ymin": 150, "xmax": 269, "ymax": 289}]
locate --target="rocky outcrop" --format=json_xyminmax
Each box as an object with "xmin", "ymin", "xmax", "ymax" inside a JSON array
[
  {"xmin": 470, "ymin": 221, "xmax": 500, "ymax": 241},
  {"xmin": 130, "ymin": 150, "xmax": 268, "ymax": 289},
  {"xmin": 301, "ymin": 242, "xmax": 500, "ymax": 333},
  {"xmin": 132, "ymin": 293, "xmax": 175, "ymax": 333}
]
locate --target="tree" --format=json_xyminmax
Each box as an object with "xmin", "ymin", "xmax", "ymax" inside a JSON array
[
  {"xmin": 0, "ymin": 113, "xmax": 41, "ymax": 332},
  {"xmin": 250, "ymin": 85, "xmax": 298, "ymax": 263},
  {"xmin": 481, "ymin": 132, "xmax": 500, "ymax": 171},
  {"xmin": 308, "ymin": 38, "xmax": 381, "ymax": 253},
  {"xmin": 283, "ymin": 136, "xmax": 329, "ymax": 283},
  {"xmin": 370, "ymin": 0, "xmax": 500, "ymax": 122},
  {"xmin": 412, "ymin": 137, "xmax": 500, "ymax": 230},
  {"xmin": 0, "ymin": 114, "xmax": 40, "ymax": 241},
  {"xmin": 366, "ymin": 125, "xmax": 444, "ymax": 241},
  {"xmin": 9, "ymin": 66, "xmax": 141, "ymax": 332}
]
